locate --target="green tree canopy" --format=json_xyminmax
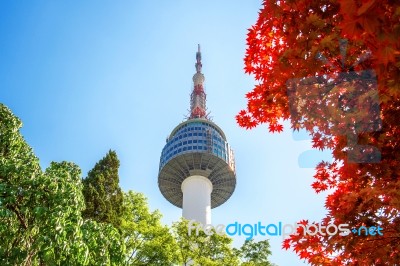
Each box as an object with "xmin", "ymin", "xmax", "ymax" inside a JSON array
[
  {"xmin": 235, "ymin": 239, "xmax": 275, "ymax": 266},
  {"xmin": 0, "ymin": 104, "xmax": 125, "ymax": 265},
  {"xmin": 172, "ymin": 219, "xmax": 240, "ymax": 266},
  {"xmin": 122, "ymin": 191, "xmax": 179, "ymax": 265},
  {"xmin": 82, "ymin": 150, "xmax": 124, "ymax": 230}
]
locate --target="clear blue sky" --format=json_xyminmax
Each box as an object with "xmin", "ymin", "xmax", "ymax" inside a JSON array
[{"xmin": 0, "ymin": 1, "xmax": 332, "ymax": 265}]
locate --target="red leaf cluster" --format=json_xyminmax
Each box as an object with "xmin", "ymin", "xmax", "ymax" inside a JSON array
[{"xmin": 240, "ymin": 0, "xmax": 400, "ymax": 264}]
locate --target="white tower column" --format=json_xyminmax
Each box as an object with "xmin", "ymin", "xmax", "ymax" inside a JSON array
[{"xmin": 181, "ymin": 175, "xmax": 213, "ymax": 225}]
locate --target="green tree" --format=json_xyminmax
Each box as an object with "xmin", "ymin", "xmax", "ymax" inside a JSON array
[
  {"xmin": 122, "ymin": 191, "xmax": 179, "ymax": 265},
  {"xmin": 235, "ymin": 239, "xmax": 275, "ymax": 266},
  {"xmin": 0, "ymin": 103, "xmax": 42, "ymax": 264},
  {"xmin": 82, "ymin": 150, "xmax": 123, "ymax": 230},
  {"xmin": 0, "ymin": 104, "xmax": 125, "ymax": 265},
  {"xmin": 81, "ymin": 220, "xmax": 125, "ymax": 265},
  {"xmin": 172, "ymin": 219, "xmax": 240, "ymax": 266}
]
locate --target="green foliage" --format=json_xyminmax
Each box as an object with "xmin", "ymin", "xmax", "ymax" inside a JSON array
[
  {"xmin": 235, "ymin": 239, "xmax": 275, "ymax": 266},
  {"xmin": 82, "ymin": 150, "xmax": 124, "ymax": 230},
  {"xmin": 172, "ymin": 219, "xmax": 240, "ymax": 265},
  {"xmin": 81, "ymin": 220, "xmax": 125, "ymax": 265},
  {"xmin": 0, "ymin": 104, "xmax": 125, "ymax": 265},
  {"xmin": 32, "ymin": 161, "xmax": 87, "ymax": 265},
  {"xmin": 0, "ymin": 103, "xmax": 276, "ymax": 266},
  {"xmin": 122, "ymin": 191, "xmax": 179, "ymax": 265},
  {"xmin": 0, "ymin": 103, "xmax": 41, "ymax": 264}
]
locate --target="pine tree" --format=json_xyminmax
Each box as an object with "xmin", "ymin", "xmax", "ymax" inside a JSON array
[{"xmin": 82, "ymin": 150, "xmax": 123, "ymax": 230}]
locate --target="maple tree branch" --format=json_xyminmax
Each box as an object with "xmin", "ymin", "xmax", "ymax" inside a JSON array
[{"xmin": 7, "ymin": 204, "xmax": 27, "ymax": 230}]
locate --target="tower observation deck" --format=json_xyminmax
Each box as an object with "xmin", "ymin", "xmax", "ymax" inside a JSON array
[{"xmin": 158, "ymin": 45, "xmax": 236, "ymax": 224}]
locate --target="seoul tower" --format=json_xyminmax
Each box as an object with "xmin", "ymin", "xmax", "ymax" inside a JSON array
[{"xmin": 158, "ymin": 45, "xmax": 236, "ymax": 225}]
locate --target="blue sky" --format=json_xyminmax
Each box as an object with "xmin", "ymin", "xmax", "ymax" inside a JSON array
[{"xmin": 1, "ymin": 1, "xmax": 332, "ymax": 265}]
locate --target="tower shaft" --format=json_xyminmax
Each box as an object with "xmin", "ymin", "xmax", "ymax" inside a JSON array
[{"xmin": 182, "ymin": 175, "xmax": 212, "ymax": 224}]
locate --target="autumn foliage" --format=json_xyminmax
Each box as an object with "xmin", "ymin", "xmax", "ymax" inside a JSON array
[{"xmin": 238, "ymin": 0, "xmax": 400, "ymax": 265}]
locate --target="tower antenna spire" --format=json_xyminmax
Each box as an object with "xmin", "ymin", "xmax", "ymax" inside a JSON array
[
  {"xmin": 195, "ymin": 44, "xmax": 202, "ymax": 73},
  {"xmin": 190, "ymin": 44, "xmax": 207, "ymax": 119}
]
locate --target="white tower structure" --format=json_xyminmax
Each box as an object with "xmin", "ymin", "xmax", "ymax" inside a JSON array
[{"xmin": 158, "ymin": 45, "xmax": 236, "ymax": 225}]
